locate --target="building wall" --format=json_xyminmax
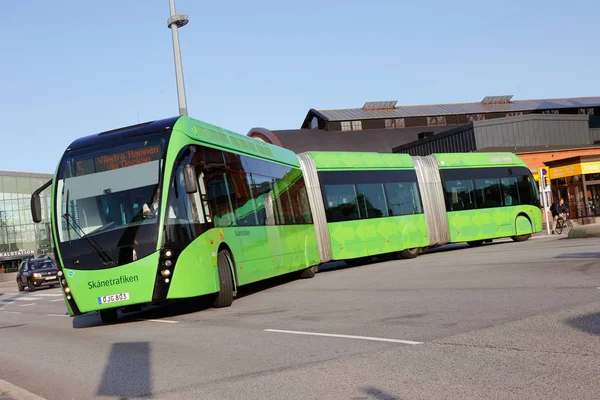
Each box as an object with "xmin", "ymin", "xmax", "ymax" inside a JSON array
[
  {"xmin": 517, "ymin": 148, "xmax": 600, "ymax": 171},
  {"xmin": 474, "ymin": 114, "xmax": 591, "ymax": 148},
  {"xmin": 0, "ymin": 172, "xmax": 53, "ymax": 274},
  {"xmin": 392, "ymin": 125, "xmax": 477, "ymax": 155},
  {"xmin": 591, "ymin": 128, "xmax": 600, "ymax": 142}
]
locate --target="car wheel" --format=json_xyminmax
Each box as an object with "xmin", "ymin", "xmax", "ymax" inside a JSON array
[
  {"xmin": 17, "ymin": 280, "xmax": 24, "ymax": 292},
  {"xmin": 28, "ymin": 280, "xmax": 36, "ymax": 292}
]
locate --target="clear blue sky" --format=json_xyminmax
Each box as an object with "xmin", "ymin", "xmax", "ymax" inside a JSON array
[{"xmin": 1, "ymin": 0, "xmax": 599, "ymax": 173}]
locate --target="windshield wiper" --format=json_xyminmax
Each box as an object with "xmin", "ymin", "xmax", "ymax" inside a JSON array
[
  {"xmin": 65, "ymin": 189, "xmax": 72, "ymax": 244},
  {"xmin": 62, "ymin": 212, "xmax": 115, "ymax": 267}
]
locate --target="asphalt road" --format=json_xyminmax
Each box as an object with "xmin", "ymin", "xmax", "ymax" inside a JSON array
[{"xmin": 0, "ymin": 235, "xmax": 599, "ymax": 400}]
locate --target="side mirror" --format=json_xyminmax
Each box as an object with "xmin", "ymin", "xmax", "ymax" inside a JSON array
[
  {"xmin": 31, "ymin": 195, "xmax": 42, "ymax": 223},
  {"xmin": 183, "ymin": 165, "xmax": 198, "ymax": 194},
  {"xmin": 31, "ymin": 179, "xmax": 51, "ymax": 223}
]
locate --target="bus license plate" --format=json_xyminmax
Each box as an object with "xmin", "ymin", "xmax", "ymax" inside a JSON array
[{"xmin": 98, "ymin": 293, "xmax": 130, "ymax": 305}]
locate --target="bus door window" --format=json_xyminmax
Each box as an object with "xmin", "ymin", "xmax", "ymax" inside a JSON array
[
  {"xmin": 500, "ymin": 177, "xmax": 520, "ymax": 206},
  {"xmin": 322, "ymin": 184, "xmax": 361, "ymax": 222},
  {"xmin": 444, "ymin": 180, "xmax": 476, "ymax": 211},
  {"xmin": 474, "ymin": 178, "xmax": 502, "ymax": 208},
  {"xmin": 384, "ymin": 182, "xmax": 422, "ymax": 216},
  {"xmin": 356, "ymin": 183, "xmax": 389, "ymax": 218}
]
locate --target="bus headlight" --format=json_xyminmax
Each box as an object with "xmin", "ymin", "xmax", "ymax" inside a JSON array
[
  {"xmin": 165, "ymin": 250, "xmax": 173, "ymax": 258},
  {"xmin": 64, "ymin": 287, "xmax": 71, "ymax": 294},
  {"xmin": 161, "ymin": 269, "xmax": 171, "ymax": 277},
  {"xmin": 164, "ymin": 260, "xmax": 172, "ymax": 267},
  {"xmin": 57, "ymin": 270, "xmax": 63, "ymax": 277}
]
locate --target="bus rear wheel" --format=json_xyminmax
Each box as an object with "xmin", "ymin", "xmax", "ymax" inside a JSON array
[
  {"xmin": 299, "ymin": 265, "xmax": 317, "ymax": 279},
  {"xmin": 467, "ymin": 240, "xmax": 484, "ymax": 247},
  {"xmin": 400, "ymin": 248, "xmax": 419, "ymax": 259},
  {"xmin": 511, "ymin": 234, "xmax": 531, "ymax": 242},
  {"xmin": 100, "ymin": 309, "xmax": 118, "ymax": 324},
  {"xmin": 213, "ymin": 250, "xmax": 234, "ymax": 308}
]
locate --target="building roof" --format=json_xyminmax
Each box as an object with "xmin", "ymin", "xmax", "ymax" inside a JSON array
[
  {"xmin": 0, "ymin": 170, "xmax": 53, "ymax": 179},
  {"xmin": 266, "ymin": 126, "xmax": 451, "ymax": 154},
  {"xmin": 476, "ymin": 144, "xmax": 600, "ymax": 154},
  {"xmin": 305, "ymin": 96, "xmax": 600, "ymax": 124}
]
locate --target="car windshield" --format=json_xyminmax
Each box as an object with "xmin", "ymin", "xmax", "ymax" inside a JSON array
[{"xmin": 30, "ymin": 259, "xmax": 55, "ymax": 270}]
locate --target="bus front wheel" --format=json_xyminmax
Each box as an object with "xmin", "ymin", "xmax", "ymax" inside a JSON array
[{"xmin": 213, "ymin": 250, "xmax": 234, "ymax": 308}]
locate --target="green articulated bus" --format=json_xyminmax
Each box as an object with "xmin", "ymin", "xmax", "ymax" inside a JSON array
[
  {"xmin": 31, "ymin": 116, "xmax": 320, "ymax": 323},
  {"xmin": 30, "ymin": 115, "xmax": 542, "ymax": 323},
  {"xmin": 296, "ymin": 151, "xmax": 543, "ymax": 265}
]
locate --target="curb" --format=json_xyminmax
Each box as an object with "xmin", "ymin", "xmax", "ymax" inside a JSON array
[
  {"xmin": 568, "ymin": 225, "xmax": 600, "ymax": 239},
  {"xmin": 0, "ymin": 378, "xmax": 46, "ymax": 400}
]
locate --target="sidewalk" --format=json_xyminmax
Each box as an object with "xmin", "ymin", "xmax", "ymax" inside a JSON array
[
  {"xmin": 567, "ymin": 222, "xmax": 600, "ymax": 239},
  {"xmin": 0, "ymin": 379, "xmax": 45, "ymax": 400}
]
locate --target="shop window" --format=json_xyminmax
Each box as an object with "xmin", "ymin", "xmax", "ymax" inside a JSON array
[
  {"xmin": 341, "ymin": 121, "xmax": 351, "ymax": 131},
  {"xmin": 351, "ymin": 120, "xmax": 362, "ymax": 131}
]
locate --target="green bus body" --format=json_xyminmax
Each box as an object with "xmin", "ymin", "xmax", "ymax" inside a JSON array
[
  {"xmin": 49, "ymin": 116, "xmax": 319, "ymax": 318},
  {"xmin": 434, "ymin": 153, "xmax": 543, "ymax": 244},
  {"xmin": 35, "ymin": 116, "xmax": 542, "ymax": 322},
  {"xmin": 297, "ymin": 150, "xmax": 542, "ymax": 264},
  {"xmin": 299, "ymin": 152, "xmax": 429, "ymax": 261}
]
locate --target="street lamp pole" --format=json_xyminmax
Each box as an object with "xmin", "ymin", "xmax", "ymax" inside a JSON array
[{"xmin": 167, "ymin": 0, "xmax": 189, "ymax": 116}]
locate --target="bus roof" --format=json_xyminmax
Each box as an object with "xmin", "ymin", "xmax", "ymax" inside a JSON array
[
  {"xmin": 432, "ymin": 152, "xmax": 527, "ymax": 169},
  {"xmin": 65, "ymin": 116, "xmax": 300, "ymax": 168},
  {"xmin": 174, "ymin": 116, "xmax": 300, "ymax": 168},
  {"xmin": 67, "ymin": 117, "xmax": 180, "ymax": 151},
  {"xmin": 304, "ymin": 151, "xmax": 415, "ymax": 171}
]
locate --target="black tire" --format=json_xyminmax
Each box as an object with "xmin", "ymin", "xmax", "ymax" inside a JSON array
[
  {"xmin": 345, "ymin": 257, "xmax": 369, "ymax": 267},
  {"xmin": 563, "ymin": 220, "xmax": 573, "ymax": 235},
  {"xmin": 17, "ymin": 280, "xmax": 24, "ymax": 292},
  {"xmin": 511, "ymin": 234, "xmax": 531, "ymax": 242},
  {"xmin": 213, "ymin": 250, "xmax": 234, "ymax": 308},
  {"xmin": 467, "ymin": 240, "xmax": 484, "ymax": 247},
  {"xmin": 400, "ymin": 248, "xmax": 419, "ymax": 259},
  {"xmin": 555, "ymin": 223, "xmax": 563, "ymax": 235},
  {"xmin": 28, "ymin": 280, "xmax": 35, "ymax": 292},
  {"xmin": 299, "ymin": 265, "xmax": 317, "ymax": 279},
  {"xmin": 100, "ymin": 309, "xmax": 118, "ymax": 324}
]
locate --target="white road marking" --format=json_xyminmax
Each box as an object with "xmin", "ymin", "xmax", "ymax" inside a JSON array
[
  {"xmin": 14, "ymin": 297, "xmax": 38, "ymax": 301},
  {"xmin": 264, "ymin": 329, "xmax": 423, "ymax": 345},
  {"xmin": 47, "ymin": 314, "xmax": 69, "ymax": 317},
  {"xmin": 51, "ymin": 298, "xmax": 64, "ymax": 302},
  {"xmin": 20, "ymin": 303, "xmax": 36, "ymax": 307},
  {"xmin": 0, "ymin": 311, "xmax": 21, "ymax": 314},
  {"xmin": 135, "ymin": 318, "xmax": 178, "ymax": 324},
  {"xmin": 0, "ymin": 301, "xmax": 13, "ymax": 305},
  {"xmin": 33, "ymin": 293, "xmax": 63, "ymax": 297}
]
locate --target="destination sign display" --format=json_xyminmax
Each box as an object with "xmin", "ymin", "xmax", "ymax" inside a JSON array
[{"xmin": 74, "ymin": 145, "xmax": 162, "ymax": 176}]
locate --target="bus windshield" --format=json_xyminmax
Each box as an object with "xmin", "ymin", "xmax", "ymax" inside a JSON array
[{"xmin": 55, "ymin": 134, "xmax": 169, "ymax": 269}]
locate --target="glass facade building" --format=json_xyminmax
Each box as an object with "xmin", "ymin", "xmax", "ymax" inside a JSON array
[{"xmin": 0, "ymin": 171, "xmax": 53, "ymax": 274}]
